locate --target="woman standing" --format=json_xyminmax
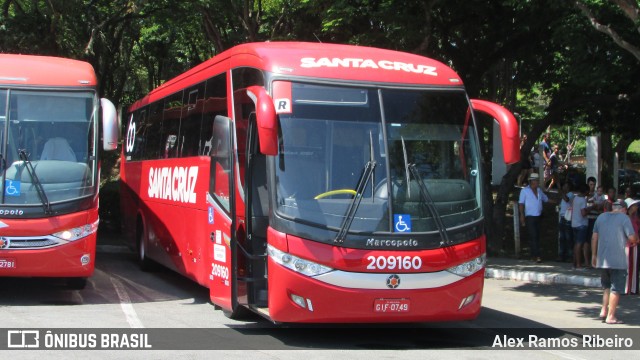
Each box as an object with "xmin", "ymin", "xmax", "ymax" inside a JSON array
[{"xmin": 624, "ymin": 198, "xmax": 640, "ymax": 294}]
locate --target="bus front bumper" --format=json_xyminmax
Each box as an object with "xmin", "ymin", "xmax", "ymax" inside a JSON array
[
  {"xmin": 267, "ymin": 259, "xmax": 484, "ymax": 323},
  {"xmin": 0, "ymin": 234, "xmax": 96, "ymax": 278}
]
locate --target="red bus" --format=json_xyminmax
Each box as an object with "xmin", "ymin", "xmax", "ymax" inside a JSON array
[
  {"xmin": 121, "ymin": 42, "xmax": 519, "ymax": 322},
  {"xmin": 0, "ymin": 55, "xmax": 119, "ymax": 289}
]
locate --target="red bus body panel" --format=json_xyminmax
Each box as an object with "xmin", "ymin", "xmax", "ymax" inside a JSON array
[
  {"xmin": 266, "ymin": 229, "xmax": 484, "ymax": 323},
  {"xmin": 123, "ymin": 157, "xmax": 214, "ymax": 286},
  {"xmin": 120, "ymin": 42, "xmax": 516, "ymax": 323},
  {"xmin": 0, "ymin": 54, "xmax": 100, "ymax": 280},
  {"xmin": 0, "ymin": 54, "xmax": 97, "ymax": 87},
  {"xmin": 267, "ymin": 261, "xmax": 484, "ymax": 323},
  {"xmin": 129, "ymin": 42, "xmax": 463, "ymax": 114},
  {"xmin": 0, "ymin": 209, "xmax": 98, "ymax": 277}
]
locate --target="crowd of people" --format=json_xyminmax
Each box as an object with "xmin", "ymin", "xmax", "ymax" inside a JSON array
[{"xmin": 517, "ymin": 133, "xmax": 639, "ymax": 324}]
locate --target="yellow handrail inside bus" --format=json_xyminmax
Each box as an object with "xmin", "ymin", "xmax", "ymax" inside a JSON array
[{"xmin": 314, "ymin": 189, "xmax": 357, "ymax": 199}]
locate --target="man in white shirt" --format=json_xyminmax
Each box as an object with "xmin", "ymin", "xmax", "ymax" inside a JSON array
[{"xmin": 519, "ymin": 173, "xmax": 549, "ymax": 263}]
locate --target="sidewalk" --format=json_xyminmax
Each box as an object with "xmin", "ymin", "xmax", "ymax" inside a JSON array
[{"xmin": 486, "ymin": 257, "xmax": 601, "ymax": 288}]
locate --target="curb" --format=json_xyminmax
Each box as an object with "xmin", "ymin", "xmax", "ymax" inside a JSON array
[{"xmin": 485, "ymin": 268, "xmax": 600, "ymax": 288}]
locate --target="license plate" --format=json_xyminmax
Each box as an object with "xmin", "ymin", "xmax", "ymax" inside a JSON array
[
  {"xmin": 0, "ymin": 258, "xmax": 16, "ymax": 269},
  {"xmin": 374, "ymin": 298, "xmax": 410, "ymax": 313}
]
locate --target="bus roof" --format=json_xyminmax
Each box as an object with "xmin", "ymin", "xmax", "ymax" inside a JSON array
[
  {"xmin": 0, "ymin": 54, "xmax": 97, "ymax": 87},
  {"xmin": 131, "ymin": 42, "xmax": 464, "ymax": 111}
]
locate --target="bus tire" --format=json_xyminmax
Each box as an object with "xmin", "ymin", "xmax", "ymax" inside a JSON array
[
  {"xmin": 67, "ymin": 277, "xmax": 87, "ymax": 290},
  {"xmin": 222, "ymin": 305, "xmax": 255, "ymax": 320},
  {"xmin": 137, "ymin": 225, "xmax": 155, "ymax": 271}
]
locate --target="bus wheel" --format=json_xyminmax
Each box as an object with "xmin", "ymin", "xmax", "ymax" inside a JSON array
[
  {"xmin": 137, "ymin": 228, "xmax": 155, "ymax": 271},
  {"xmin": 67, "ymin": 277, "xmax": 87, "ymax": 290},
  {"xmin": 222, "ymin": 306, "xmax": 255, "ymax": 320}
]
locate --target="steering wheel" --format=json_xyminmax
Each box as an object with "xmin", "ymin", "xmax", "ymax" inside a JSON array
[{"xmin": 314, "ymin": 189, "xmax": 357, "ymax": 199}]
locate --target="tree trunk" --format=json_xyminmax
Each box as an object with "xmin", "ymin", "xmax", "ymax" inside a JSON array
[
  {"xmin": 600, "ymin": 129, "xmax": 613, "ymax": 189},
  {"xmin": 615, "ymin": 133, "xmax": 635, "ymax": 169},
  {"xmin": 488, "ymin": 114, "xmax": 554, "ymax": 254}
]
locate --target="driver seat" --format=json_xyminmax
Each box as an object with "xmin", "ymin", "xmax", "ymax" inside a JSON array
[{"xmin": 40, "ymin": 137, "xmax": 77, "ymax": 162}]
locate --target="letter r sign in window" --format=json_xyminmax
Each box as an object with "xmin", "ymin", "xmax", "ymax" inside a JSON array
[
  {"xmin": 275, "ymin": 98, "xmax": 291, "ymax": 114},
  {"xmin": 273, "ymin": 81, "xmax": 292, "ymax": 114}
]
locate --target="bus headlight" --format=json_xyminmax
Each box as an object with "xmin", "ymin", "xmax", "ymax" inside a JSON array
[
  {"xmin": 446, "ymin": 254, "xmax": 486, "ymax": 277},
  {"xmin": 53, "ymin": 220, "xmax": 99, "ymax": 242},
  {"xmin": 267, "ymin": 244, "xmax": 333, "ymax": 277}
]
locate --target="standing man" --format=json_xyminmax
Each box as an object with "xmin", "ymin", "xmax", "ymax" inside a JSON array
[
  {"xmin": 591, "ymin": 200, "xmax": 638, "ymax": 324},
  {"xmin": 545, "ymin": 145, "xmax": 560, "ymax": 191},
  {"xmin": 519, "ymin": 173, "xmax": 549, "ymax": 263},
  {"xmin": 539, "ymin": 133, "xmax": 551, "ymax": 165}
]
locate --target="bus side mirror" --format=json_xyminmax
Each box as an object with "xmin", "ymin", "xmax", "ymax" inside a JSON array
[
  {"xmin": 101, "ymin": 98, "xmax": 119, "ymax": 151},
  {"xmin": 470, "ymin": 99, "xmax": 520, "ymax": 164},
  {"xmin": 246, "ymin": 86, "xmax": 278, "ymax": 156}
]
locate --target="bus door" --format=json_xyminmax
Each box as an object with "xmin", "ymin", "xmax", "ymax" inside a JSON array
[
  {"xmin": 208, "ymin": 115, "xmax": 236, "ymax": 312},
  {"xmin": 241, "ymin": 115, "xmax": 269, "ymax": 311},
  {"xmin": 208, "ymin": 114, "xmax": 269, "ymax": 318}
]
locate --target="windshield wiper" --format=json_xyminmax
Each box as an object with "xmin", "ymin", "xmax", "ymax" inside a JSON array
[
  {"xmin": 334, "ymin": 132, "xmax": 377, "ymax": 243},
  {"xmin": 19, "ymin": 149, "xmax": 53, "ymax": 214},
  {"xmin": 400, "ymin": 137, "xmax": 450, "ymax": 246}
]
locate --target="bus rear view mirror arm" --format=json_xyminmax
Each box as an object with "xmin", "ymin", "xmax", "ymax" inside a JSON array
[
  {"xmin": 101, "ymin": 98, "xmax": 119, "ymax": 151},
  {"xmin": 247, "ymin": 86, "xmax": 278, "ymax": 156},
  {"xmin": 470, "ymin": 99, "xmax": 520, "ymax": 164}
]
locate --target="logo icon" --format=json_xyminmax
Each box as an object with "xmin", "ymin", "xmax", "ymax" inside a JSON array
[
  {"xmin": 208, "ymin": 207, "xmax": 214, "ymax": 224},
  {"xmin": 0, "ymin": 237, "xmax": 9, "ymax": 249},
  {"xmin": 7, "ymin": 330, "xmax": 40, "ymax": 348},
  {"xmin": 4, "ymin": 180, "xmax": 21, "ymax": 197},
  {"xmin": 394, "ymin": 214, "xmax": 411, "ymax": 233},
  {"xmin": 386, "ymin": 274, "xmax": 401, "ymax": 289},
  {"xmin": 125, "ymin": 115, "xmax": 136, "ymax": 153}
]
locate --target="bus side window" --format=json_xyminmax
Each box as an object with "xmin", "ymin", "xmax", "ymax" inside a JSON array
[
  {"xmin": 162, "ymin": 91, "xmax": 183, "ymax": 159},
  {"xmin": 210, "ymin": 117, "xmax": 231, "ymax": 212},
  {"xmin": 144, "ymin": 103, "xmax": 163, "ymax": 160},
  {"xmin": 200, "ymin": 73, "xmax": 227, "ymax": 156},
  {"xmin": 180, "ymin": 82, "xmax": 206, "ymax": 157},
  {"xmin": 232, "ymin": 67, "xmax": 264, "ymax": 189}
]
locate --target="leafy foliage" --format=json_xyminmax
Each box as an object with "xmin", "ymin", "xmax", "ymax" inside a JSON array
[{"xmin": 2, "ymin": 0, "xmax": 640, "ymax": 246}]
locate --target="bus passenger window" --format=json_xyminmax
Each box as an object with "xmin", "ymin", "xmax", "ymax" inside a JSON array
[
  {"xmin": 210, "ymin": 118, "xmax": 231, "ymax": 212},
  {"xmin": 163, "ymin": 135, "xmax": 177, "ymax": 159}
]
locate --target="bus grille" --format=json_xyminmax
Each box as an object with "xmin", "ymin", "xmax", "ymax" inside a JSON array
[{"xmin": 0, "ymin": 236, "xmax": 61, "ymax": 249}]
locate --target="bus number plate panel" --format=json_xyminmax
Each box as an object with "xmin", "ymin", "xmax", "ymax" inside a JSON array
[
  {"xmin": 0, "ymin": 258, "xmax": 16, "ymax": 269},
  {"xmin": 373, "ymin": 298, "xmax": 410, "ymax": 313}
]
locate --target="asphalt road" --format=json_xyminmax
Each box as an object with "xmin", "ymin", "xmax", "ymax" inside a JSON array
[{"xmin": 1, "ymin": 238, "xmax": 639, "ymax": 359}]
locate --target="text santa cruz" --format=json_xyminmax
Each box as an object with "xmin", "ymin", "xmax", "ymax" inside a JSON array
[
  {"xmin": 148, "ymin": 166, "xmax": 198, "ymax": 204},
  {"xmin": 300, "ymin": 57, "xmax": 438, "ymax": 76}
]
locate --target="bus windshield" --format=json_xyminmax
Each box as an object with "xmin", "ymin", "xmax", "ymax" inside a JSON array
[
  {"xmin": 0, "ymin": 90, "xmax": 96, "ymax": 206},
  {"xmin": 274, "ymin": 82, "xmax": 482, "ymax": 235}
]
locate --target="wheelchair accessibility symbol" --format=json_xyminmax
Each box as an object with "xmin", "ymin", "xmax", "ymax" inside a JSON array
[
  {"xmin": 5, "ymin": 180, "xmax": 21, "ymax": 197},
  {"xmin": 208, "ymin": 207, "xmax": 214, "ymax": 224},
  {"xmin": 394, "ymin": 214, "xmax": 411, "ymax": 233}
]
